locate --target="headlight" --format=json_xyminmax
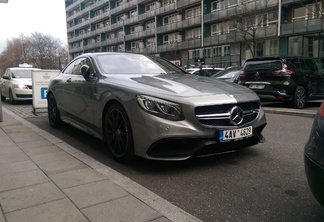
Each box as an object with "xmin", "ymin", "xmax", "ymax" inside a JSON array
[
  {"xmin": 137, "ymin": 95, "xmax": 184, "ymax": 121},
  {"xmin": 13, "ymin": 84, "xmax": 28, "ymax": 89}
]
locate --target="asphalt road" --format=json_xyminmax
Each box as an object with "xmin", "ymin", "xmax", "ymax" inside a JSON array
[{"xmin": 2, "ymin": 100, "xmax": 324, "ymax": 221}]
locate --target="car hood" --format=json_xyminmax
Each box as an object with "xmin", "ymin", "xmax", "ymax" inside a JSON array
[{"xmin": 105, "ymin": 74, "xmax": 256, "ymax": 98}]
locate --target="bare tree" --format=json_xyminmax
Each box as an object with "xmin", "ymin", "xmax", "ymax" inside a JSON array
[
  {"xmin": 230, "ymin": 0, "xmax": 279, "ymax": 58},
  {"xmin": 0, "ymin": 32, "xmax": 68, "ymax": 73}
]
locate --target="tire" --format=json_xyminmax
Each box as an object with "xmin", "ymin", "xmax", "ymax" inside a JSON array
[
  {"xmin": 47, "ymin": 93, "xmax": 62, "ymax": 128},
  {"xmin": 104, "ymin": 103, "xmax": 134, "ymax": 163},
  {"xmin": 292, "ymin": 86, "xmax": 307, "ymax": 109},
  {"xmin": 9, "ymin": 90, "xmax": 15, "ymax": 104},
  {"xmin": 1, "ymin": 93, "xmax": 5, "ymax": 101}
]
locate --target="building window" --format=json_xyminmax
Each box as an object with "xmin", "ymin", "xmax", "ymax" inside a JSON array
[
  {"xmin": 145, "ymin": 20, "xmax": 155, "ymax": 30},
  {"xmin": 163, "ymin": 32, "xmax": 181, "ymax": 44},
  {"xmin": 185, "ymin": 6, "xmax": 201, "ymax": 19},
  {"xmin": 131, "ymin": 41, "xmax": 144, "ymax": 49},
  {"xmin": 288, "ymin": 36, "xmax": 303, "ymax": 56},
  {"xmin": 163, "ymin": 14, "xmax": 181, "ymax": 25},
  {"xmin": 185, "ymin": 27, "xmax": 201, "ymax": 40},
  {"xmin": 293, "ymin": 3, "xmax": 322, "ymax": 22},
  {"xmin": 130, "ymin": 25, "xmax": 143, "ymax": 34},
  {"xmin": 130, "ymin": 9, "xmax": 137, "ymax": 18},
  {"xmin": 146, "ymin": 38, "xmax": 156, "ymax": 47},
  {"xmin": 145, "ymin": 1, "xmax": 160, "ymax": 11},
  {"xmin": 163, "ymin": 0, "xmax": 175, "ymax": 6},
  {"xmin": 256, "ymin": 42, "xmax": 264, "ymax": 57}
]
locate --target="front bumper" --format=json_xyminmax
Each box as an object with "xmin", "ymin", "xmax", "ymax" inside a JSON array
[
  {"xmin": 304, "ymin": 154, "xmax": 324, "ymax": 206},
  {"xmin": 12, "ymin": 88, "xmax": 32, "ymax": 100},
  {"xmin": 146, "ymin": 123, "xmax": 266, "ymax": 160}
]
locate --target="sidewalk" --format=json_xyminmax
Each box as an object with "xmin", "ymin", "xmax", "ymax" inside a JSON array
[{"xmin": 0, "ymin": 107, "xmax": 201, "ymax": 222}]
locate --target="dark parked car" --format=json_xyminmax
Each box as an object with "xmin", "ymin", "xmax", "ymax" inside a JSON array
[
  {"xmin": 47, "ymin": 52, "xmax": 267, "ymax": 163},
  {"xmin": 239, "ymin": 57, "xmax": 324, "ymax": 109},
  {"xmin": 211, "ymin": 66, "xmax": 242, "ymax": 83},
  {"xmin": 304, "ymin": 101, "xmax": 324, "ymax": 206}
]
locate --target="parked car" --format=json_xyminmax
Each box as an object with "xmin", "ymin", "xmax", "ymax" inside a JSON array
[
  {"xmin": 239, "ymin": 57, "xmax": 324, "ymax": 109},
  {"xmin": 0, "ymin": 65, "xmax": 40, "ymax": 104},
  {"xmin": 186, "ymin": 67, "xmax": 224, "ymax": 77},
  {"xmin": 47, "ymin": 52, "xmax": 267, "ymax": 163},
  {"xmin": 304, "ymin": 101, "xmax": 324, "ymax": 206},
  {"xmin": 212, "ymin": 66, "xmax": 242, "ymax": 83}
]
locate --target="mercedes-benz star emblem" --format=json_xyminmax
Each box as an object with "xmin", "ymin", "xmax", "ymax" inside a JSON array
[{"xmin": 230, "ymin": 106, "xmax": 244, "ymax": 125}]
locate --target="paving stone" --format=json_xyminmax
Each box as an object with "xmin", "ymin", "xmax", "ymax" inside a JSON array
[
  {"xmin": 16, "ymin": 139, "xmax": 54, "ymax": 149},
  {"xmin": 28, "ymin": 150, "xmax": 76, "ymax": 165},
  {"xmin": 0, "ymin": 170, "xmax": 49, "ymax": 192},
  {"xmin": 50, "ymin": 167, "xmax": 109, "ymax": 189},
  {"xmin": 0, "ymin": 160, "xmax": 39, "ymax": 176},
  {"xmin": 81, "ymin": 195, "xmax": 161, "ymax": 222},
  {"xmin": 63, "ymin": 179, "xmax": 129, "ymax": 209},
  {"xmin": 0, "ymin": 151, "xmax": 30, "ymax": 165},
  {"xmin": 5, "ymin": 198, "xmax": 88, "ymax": 222},
  {"xmin": 0, "ymin": 182, "xmax": 66, "ymax": 213},
  {"xmin": 37, "ymin": 158, "xmax": 88, "ymax": 175},
  {"xmin": 22, "ymin": 144, "xmax": 61, "ymax": 156},
  {"xmin": 7, "ymin": 131, "xmax": 41, "ymax": 143}
]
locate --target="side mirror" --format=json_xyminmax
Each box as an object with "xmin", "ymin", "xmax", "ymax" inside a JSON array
[
  {"xmin": 81, "ymin": 64, "xmax": 90, "ymax": 79},
  {"xmin": 2, "ymin": 76, "xmax": 9, "ymax": 80}
]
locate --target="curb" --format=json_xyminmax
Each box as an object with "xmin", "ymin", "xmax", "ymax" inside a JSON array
[{"xmin": 263, "ymin": 107, "xmax": 317, "ymax": 118}]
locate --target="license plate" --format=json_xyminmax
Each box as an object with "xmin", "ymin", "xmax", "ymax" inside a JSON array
[
  {"xmin": 219, "ymin": 126, "xmax": 253, "ymax": 142},
  {"xmin": 249, "ymin": 84, "xmax": 265, "ymax": 89}
]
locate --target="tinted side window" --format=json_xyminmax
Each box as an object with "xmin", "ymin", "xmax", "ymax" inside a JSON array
[
  {"xmin": 287, "ymin": 58, "xmax": 300, "ymax": 69},
  {"xmin": 315, "ymin": 60, "xmax": 324, "ymax": 74},
  {"xmin": 300, "ymin": 59, "xmax": 316, "ymax": 71},
  {"xmin": 62, "ymin": 60, "xmax": 77, "ymax": 74},
  {"xmin": 63, "ymin": 58, "xmax": 89, "ymax": 75}
]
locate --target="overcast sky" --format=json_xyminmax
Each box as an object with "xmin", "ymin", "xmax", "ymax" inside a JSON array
[{"xmin": 0, "ymin": 0, "xmax": 68, "ymax": 52}]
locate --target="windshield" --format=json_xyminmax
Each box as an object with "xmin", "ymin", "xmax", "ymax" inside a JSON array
[
  {"xmin": 97, "ymin": 54, "xmax": 187, "ymax": 75},
  {"xmin": 11, "ymin": 70, "xmax": 33, "ymax": 78}
]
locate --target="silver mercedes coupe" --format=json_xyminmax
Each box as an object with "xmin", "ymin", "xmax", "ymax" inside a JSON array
[{"xmin": 47, "ymin": 52, "xmax": 267, "ymax": 163}]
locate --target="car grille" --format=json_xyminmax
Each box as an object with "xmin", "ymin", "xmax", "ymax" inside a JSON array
[{"xmin": 195, "ymin": 101, "xmax": 260, "ymax": 127}]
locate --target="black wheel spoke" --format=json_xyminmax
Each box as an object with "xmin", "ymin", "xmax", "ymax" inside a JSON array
[{"xmin": 105, "ymin": 104, "xmax": 134, "ymax": 162}]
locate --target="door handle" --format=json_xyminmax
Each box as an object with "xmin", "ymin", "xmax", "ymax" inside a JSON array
[{"xmin": 66, "ymin": 78, "xmax": 72, "ymax": 83}]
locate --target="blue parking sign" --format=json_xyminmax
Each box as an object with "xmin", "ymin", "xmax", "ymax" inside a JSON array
[{"xmin": 41, "ymin": 87, "xmax": 48, "ymax": 99}]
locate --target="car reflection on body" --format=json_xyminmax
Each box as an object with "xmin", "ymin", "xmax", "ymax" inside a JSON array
[
  {"xmin": 47, "ymin": 52, "xmax": 267, "ymax": 163},
  {"xmin": 211, "ymin": 66, "xmax": 242, "ymax": 83},
  {"xmin": 304, "ymin": 102, "xmax": 324, "ymax": 206}
]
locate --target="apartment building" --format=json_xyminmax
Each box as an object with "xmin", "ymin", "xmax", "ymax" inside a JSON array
[{"xmin": 65, "ymin": 0, "xmax": 324, "ymax": 67}]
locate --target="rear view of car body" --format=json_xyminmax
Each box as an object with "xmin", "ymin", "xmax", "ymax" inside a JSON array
[
  {"xmin": 239, "ymin": 57, "xmax": 324, "ymax": 109},
  {"xmin": 304, "ymin": 102, "xmax": 324, "ymax": 206}
]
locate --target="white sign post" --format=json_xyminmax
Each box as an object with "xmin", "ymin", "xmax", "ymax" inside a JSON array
[{"xmin": 32, "ymin": 70, "xmax": 59, "ymax": 115}]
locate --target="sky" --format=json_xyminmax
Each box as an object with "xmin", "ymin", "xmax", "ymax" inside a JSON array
[{"xmin": 0, "ymin": 0, "xmax": 68, "ymax": 52}]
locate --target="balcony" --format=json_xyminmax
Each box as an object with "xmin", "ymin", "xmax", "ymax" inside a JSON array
[
  {"xmin": 281, "ymin": 18, "xmax": 324, "ymax": 36},
  {"xmin": 125, "ymin": 29, "xmax": 155, "ymax": 41},
  {"xmin": 204, "ymin": 0, "xmax": 278, "ymax": 23},
  {"xmin": 155, "ymin": 3, "xmax": 176, "ymax": 14},
  {"xmin": 157, "ymin": 17, "xmax": 201, "ymax": 34},
  {"xmin": 177, "ymin": 0, "xmax": 200, "ymax": 9},
  {"xmin": 157, "ymin": 39, "xmax": 201, "ymax": 52}
]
